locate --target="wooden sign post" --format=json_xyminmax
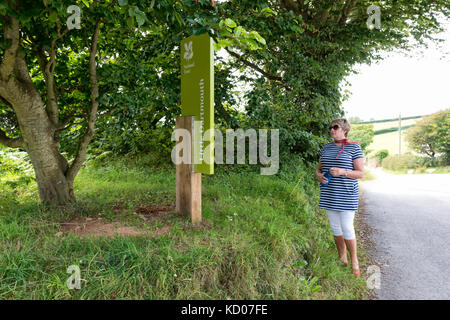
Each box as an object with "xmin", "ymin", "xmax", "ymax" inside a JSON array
[
  {"xmin": 176, "ymin": 116, "xmax": 202, "ymax": 224},
  {"xmin": 177, "ymin": 33, "xmax": 214, "ymax": 224}
]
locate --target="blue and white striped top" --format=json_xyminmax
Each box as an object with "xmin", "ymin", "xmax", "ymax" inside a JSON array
[{"xmin": 319, "ymin": 142, "xmax": 364, "ymax": 211}]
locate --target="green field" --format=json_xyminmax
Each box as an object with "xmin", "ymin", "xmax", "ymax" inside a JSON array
[
  {"xmin": 371, "ymin": 118, "xmax": 420, "ymax": 131},
  {"xmin": 366, "ymin": 118, "xmax": 423, "ymax": 156},
  {"xmin": 368, "ymin": 129, "xmax": 415, "ymax": 156}
]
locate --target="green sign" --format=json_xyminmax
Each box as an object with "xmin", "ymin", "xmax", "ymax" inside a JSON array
[{"xmin": 181, "ymin": 33, "xmax": 214, "ymax": 174}]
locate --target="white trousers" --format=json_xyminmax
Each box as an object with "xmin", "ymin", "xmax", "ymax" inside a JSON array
[{"xmin": 326, "ymin": 210, "xmax": 356, "ymax": 240}]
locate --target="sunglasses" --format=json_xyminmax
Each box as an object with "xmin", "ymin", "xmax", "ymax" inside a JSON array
[{"xmin": 329, "ymin": 125, "xmax": 340, "ymax": 131}]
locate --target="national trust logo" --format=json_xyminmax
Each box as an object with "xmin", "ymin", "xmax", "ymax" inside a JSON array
[{"xmin": 184, "ymin": 41, "xmax": 194, "ymax": 61}]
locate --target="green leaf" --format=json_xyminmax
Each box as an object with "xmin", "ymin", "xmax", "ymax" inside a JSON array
[
  {"xmin": 234, "ymin": 26, "xmax": 244, "ymax": 37},
  {"xmin": 174, "ymin": 12, "xmax": 182, "ymax": 26},
  {"xmin": 81, "ymin": 0, "xmax": 90, "ymax": 8},
  {"xmin": 224, "ymin": 18, "xmax": 236, "ymax": 28},
  {"xmin": 135, "ymin": 13, "xmax": 146, "ymax": 26},
  {"xmin": 134, "ymin": 7, "xmax": 146, "ymax": 26},
  {"xmin": 126, "ymin": 16, "xmax": 135, "ymax": 28},
  {"xmin": 118, "ymin": 0, "xmax": 128, "ymax": 6},
  {"xmin": 261, "ymin": 7, "xmax": 277, "ymax": 17},
  {"xmin": 311, "ymin": 285, "xmax": 322, "ymax": 294},
  {"xmin": 253, "ymin": 32, "xmax": 266, "ymax": 45}
]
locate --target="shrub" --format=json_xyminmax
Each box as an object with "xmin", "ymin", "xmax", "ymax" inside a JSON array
[
  {"xmin": 416, "ymin": 156, "xmax": 439, "ymax": 168},
  {"xmin": 0, "ymin": 147, "xmax": 34, "ymax": 175},
  {"xmin": 347, "ymin": 124, "xmax": 374, "ymax": 155},
  {"xmin": 381, "ymin": 153, "xmax": 420, "ymax": 171},
  {"xmin": 383, "ymin": 153, "xmax": 450, "ymax": 171},
  {"xmin": 416, "ymin": 155, "xmax": 448, "ymax": 168},
  {"xmin": 374, "ymin": 149, "xmax": 389, "ymax": 166},
  {"xmin": 405, "ymin": 109, "xmax": 449, "ymax": 159}
]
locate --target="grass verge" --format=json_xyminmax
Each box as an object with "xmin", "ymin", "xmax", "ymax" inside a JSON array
[
  {"xmin": 0, "ymin": 155, "xmax": 371, "ymax": 299},
  {"xmin": 381, "ymin": 166, "xmax": 450, "ymax": 175}
]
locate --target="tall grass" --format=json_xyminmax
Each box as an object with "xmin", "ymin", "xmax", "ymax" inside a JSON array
[{"xmin": 0, "ymin": 154, "xmax": 370, "ymax": 299}]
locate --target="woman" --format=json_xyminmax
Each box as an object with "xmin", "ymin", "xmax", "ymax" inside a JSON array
[{"xmin": 316, "ymin": 118, "xmax": 364, "ymax": 277}]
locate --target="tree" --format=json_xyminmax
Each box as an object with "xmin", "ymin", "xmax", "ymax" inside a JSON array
[
  {"xmin": 0, "ymin": 0, "xmax": 157, "ymax": 205},
  {"xmin": 210, "ymin": 0, "xmax": 450, "ymax": 162},
  {"xmin": 1, "ymin": 0, "xmax": 449, "ymax": 205},
  {"xmin": 405, "ymin": 109, "xmax": 450, "ymax": 159},
  {"xmin": 0, "ymin": 0, "xmax": 266, "ymax": 206},
  {"xmin": 347, "ymin": 124, "xmax": 374, "ymax": 155},
  {"xmin": 349, "ymin": 116, "xmax": 362, "ymax": 124}
]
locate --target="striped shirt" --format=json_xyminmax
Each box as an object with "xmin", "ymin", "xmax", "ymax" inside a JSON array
[{"xmin": 319, "ymin": 142, "xmax": 364, "ymax": 211}]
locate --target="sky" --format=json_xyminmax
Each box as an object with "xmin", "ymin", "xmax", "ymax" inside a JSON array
[
  {"xmin": 216, "ymin": 15, "xmax": 450, "ymax": 121},
  {"xmin": 341, "ymin": 21, "xmax": 450, "ymax": 122}
]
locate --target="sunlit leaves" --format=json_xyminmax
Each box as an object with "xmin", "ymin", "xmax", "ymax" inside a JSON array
[
  {"xmin": 260, "ymin": 6, "xmax": 277, "ymax": 17},
  {"xmin": 214, "ymin": 18, "xmax": 266, "ymax": 51}
]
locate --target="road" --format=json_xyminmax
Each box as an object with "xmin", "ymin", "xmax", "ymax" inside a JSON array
[{"xmin": 360, "ymin": 168, "xmax": 450, "ymax": 300}]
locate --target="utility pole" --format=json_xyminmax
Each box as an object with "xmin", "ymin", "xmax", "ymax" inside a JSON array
[{"xmin": 398, "ymin": 113, "xmax": 401, "ymax": 155}]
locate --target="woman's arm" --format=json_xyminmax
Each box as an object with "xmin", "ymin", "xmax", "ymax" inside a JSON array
[
  {"xmin": 316, "ymin": 159, "xmax": 328, "ymax": 183},
  {"xmin": 330, "ymin": 158, "xmax": 364, "ymax": 179},
  {"xmin": 351, "ymin": 157, "xmax": 364, "ymax": 179}
]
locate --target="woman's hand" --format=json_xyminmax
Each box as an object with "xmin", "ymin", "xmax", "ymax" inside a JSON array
[
  {"xmin": 316, "ymin": 172, "xmax": 329, "ymax": 184},
  {"xmin": 329, "ymin": 167, "xmax": 344, "ymax": 177}
]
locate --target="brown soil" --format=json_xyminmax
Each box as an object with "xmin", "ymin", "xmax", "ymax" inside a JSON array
[
  {"xmin": 135, "ymin": 204, "xmax": 175, "ymax": 223},
  {"xmin": 59, "ymin": 204, "xmax": 176, "ymax": 238}
]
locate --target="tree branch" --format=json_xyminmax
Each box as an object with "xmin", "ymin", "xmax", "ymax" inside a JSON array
[
  {"xmin": 98, "ymin": 108, "xmax": 117, "ymax": 119},
  {"xmin": 0, "ymin": 94, "xmax": 12, "ymax": 108},
  {"xmin": 33, "ymin": 21, "xmax": 70, "ymax": 126},
  {"xmin": 339, "ymin": 0, "xmax": 357, "ymax": 25},
  {"xmin": 313, "ymin": 9, "xmax": 330, "ymax": 27},
  {"xmin": 0, "ymin": 129, "xmax": 23, "ymax": 148},
  {"xmin": 35, "ymin": 44, "xmax": 59, "ymax": 126},
  {"xmin": 45, "ymin": 38, "xmax": 59, "ymax": 125},
  {"xmin": 0, "ymin": 15, "xmax": 20, "ymax": 82},
  {"xmin": 225, "ymin": 48, "xmax": 283, "ymax": 82},
  {"xmin": 55, "ymin": 114, "xmax": 76, "ymax": 132},
  {"xmin": 66, "ymin": 20, "xmax": 102, "ymax": 183}
]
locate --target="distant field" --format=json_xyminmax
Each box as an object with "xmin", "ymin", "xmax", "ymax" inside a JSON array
[
  {"xmin": 371, "ymin": 118, "xmax": 420, "ymax": 131},
  {"xmin": 364, "ymin": 117, "xmax": 423, "ymax": 157},
  {"xmin": 367, "ymin": 129, "xmax": 416, "ymax": 156}
]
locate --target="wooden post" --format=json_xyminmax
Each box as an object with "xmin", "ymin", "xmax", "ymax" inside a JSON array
[{"xmin": 176, "ymin": 116, "xmax": 202, "ymax": 224}]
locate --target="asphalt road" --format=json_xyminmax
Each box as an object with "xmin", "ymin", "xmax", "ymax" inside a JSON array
[{"xmin": 360, "ymin": 168, "xmax": 450, "ymax": 300}]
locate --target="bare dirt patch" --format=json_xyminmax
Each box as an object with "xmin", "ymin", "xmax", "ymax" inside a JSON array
[
  {"xmin": 59, "ymin": 204, "xmax": 175, "ymax": 238},
  {"xmin": 135, "ymin": 204, "xmax": 176, "ymax": 223}
]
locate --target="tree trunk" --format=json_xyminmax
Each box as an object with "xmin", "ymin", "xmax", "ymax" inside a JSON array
[
  {"xmin": 0, "ymin": 14, "xmax": 102, "ymax": 207},
  {"xmin": 25, "ymin": 130, "xmax": 75, "ymax": 205},
  {"xmin": 0, "ymin": 57, "xmax": 75, "ymax": 206},
  {"xmin": 31, "ymin": 151, "xmax": 75, "ymax": 205},
  {"xmin": 14, "ymin": 88, "xmax": 76, "ymax": 205}
]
